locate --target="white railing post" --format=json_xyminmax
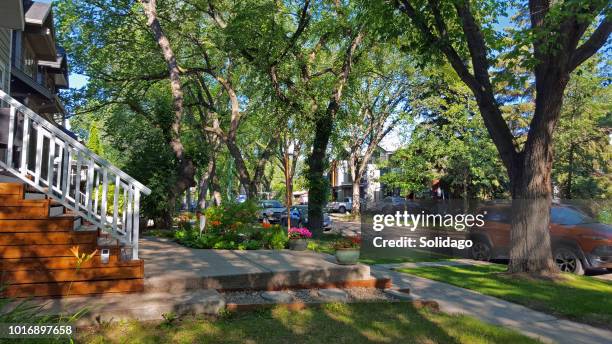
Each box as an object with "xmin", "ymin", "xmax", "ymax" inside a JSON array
[
  {"xmin": 34, "ymin": 127, "xmax": 43, "ymax": 184},
  {"xmin": 20, "ymin": 117, "xmax": 30, "ymax": 176},
  {"xmin": 61, "ymin": 142, "xmax": 70, "ymax": 201},
  {"xmin": 85, "ymin": 158, "xmax": 94, "ymax": 216},
  {"xmin": 47, "ymin": 135, "xmax": 56, "ymax": 194},
  {"xmin": 101, "ymin": 169, "xmax": 108, "ymax": 227},
  {"xmin": 132, "ymin": 191, "xmax": 141, "ymax": 260},
  {"xmin": 6, "ymin": 106, "xmax": 15, "ymax": 167},
  {"xmin": 112, "ymin": 175, "xmax": 120, "ymax": 234}
]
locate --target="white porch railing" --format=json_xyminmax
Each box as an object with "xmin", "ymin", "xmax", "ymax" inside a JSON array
[{"xmin": 0, "ymin": 90, "xmax": 151, "ymax": 260}]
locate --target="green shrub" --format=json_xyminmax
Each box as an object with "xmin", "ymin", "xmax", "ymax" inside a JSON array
[
  {"xmin": 263, "ymin": 225, "xmax": 288, "ymax": 249},
  {"xmin": 205, "ymin": 201, "xmax": 259, "ymax": 232}
]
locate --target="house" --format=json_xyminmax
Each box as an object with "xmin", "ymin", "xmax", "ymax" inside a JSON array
[
  {"xmin": 328, "ymin": 146, "xmax": 396, "ymax": 203},
  {"xmin": 0, "ymin": 0, "xmax": 25, "ymax": 96},
  {"xmin": 10, "ymin": 0, "xmax": 70, "ymax": 125},
  {"xmin": 0, "ymin": 1, "xmax": 150, "ymax": 298}
]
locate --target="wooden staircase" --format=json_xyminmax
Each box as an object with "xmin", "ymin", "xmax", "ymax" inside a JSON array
[{"xmin": 0, "ymin": 182, "xmax": 144, "ymax": 298}]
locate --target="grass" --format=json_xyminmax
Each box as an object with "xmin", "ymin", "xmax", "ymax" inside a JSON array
[
  {"xmin": 398, "ymin": 264, "xmax": 612, "ymax": 329},
  {"xmin": 78, "ymin": 302, "xmax": 541, "ymax": 344}
]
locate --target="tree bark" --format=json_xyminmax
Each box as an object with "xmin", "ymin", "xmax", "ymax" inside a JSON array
[
  {"xmin": 508, "ymin": 75, "xmax": 568, "ymax": 274},
  {"xmin": 349, "ymin": 155, "xmax": 361, "ymax": 214},
  {"xmin": 211, "ymin": 168, "xmax": 222, "ymax": 206},
  {"xmin": 139, "ymin": 0, "xmax": 196, "ymax": 214},
  {"xmin": 197, "ymin": 157, "xmax": 216, "ymax": 211}
]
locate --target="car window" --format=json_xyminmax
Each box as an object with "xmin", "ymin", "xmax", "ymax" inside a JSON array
[
  {"xmin": 483, "ymin": 210, "xmax": 510, "ymax": 223},
  {"xmin": 551, "ymin": 207, "xmax": 594, "ymax": 225},
  {"xmin": 262, "ymin": 201, "xmax": 282, "ymax": 208}
]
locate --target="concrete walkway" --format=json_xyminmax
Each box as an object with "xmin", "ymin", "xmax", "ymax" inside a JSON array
[{"xmin": 371, "ymin": 265, "xmax": 612, "ymax": 344}]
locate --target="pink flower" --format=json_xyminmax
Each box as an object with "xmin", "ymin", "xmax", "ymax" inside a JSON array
[{"xmin": 288, "ymin": 227, "xmax": 312, "ymax": 239}]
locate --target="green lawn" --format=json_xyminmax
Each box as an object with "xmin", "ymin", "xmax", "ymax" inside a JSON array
[
  {"xmin": 398, "ymin": 264, "xmax": 612, "ymax": 329},
  {"xmin": 79, "ymin": 303, "xmax": 540, "ymax": 344}
]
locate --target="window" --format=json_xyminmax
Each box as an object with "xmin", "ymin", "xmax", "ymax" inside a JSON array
[
  {"xmin": 551, "ymin": 207, "xmax": 594, "ymax": 225},
  {"xmin": 22, "ymin": 41, "xmax": 37, "ymax": 79}
]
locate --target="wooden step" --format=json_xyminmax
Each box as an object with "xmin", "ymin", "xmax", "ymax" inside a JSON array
[
  {"xmin": 0, "ymin": 183, "xmax": 24, "ymax": 195},
  {"xmin": 0, "ymin": 199, "xmax": 51, "ymax": 219},
  {"xmin": 0, "ymin": 231, "xmax": 97, "ymax": 245},
  {"xmin": 0, "ymin": 244, "xmax": 104, "ymax": 259},
  {"xmin": 1, "ymin": 278, "xmax": 144, "ymax": 298},
  {"xmin": 0, "ymin": 255, "xmax": 141, "ymax": 271},
  {"xmin": 0, "ymin": 217, "xmax": 82, "ymax": 232},
  {"xmin": 2, "ymin": 264, "xmax": 144, "ymax": 284},
  {"xmin": 0, "ymin": 194, "xmax": 23, "ymax": 201}
]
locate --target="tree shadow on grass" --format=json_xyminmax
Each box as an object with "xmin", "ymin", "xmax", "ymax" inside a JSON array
[{"xmin": 79, "ymin": 302, "xmax": 540, "ymax": 344}]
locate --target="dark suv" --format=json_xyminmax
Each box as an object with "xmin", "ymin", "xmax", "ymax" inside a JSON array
[{"xmin": 469, "ymin": 204, "xmax": 612, "ymax": 274}]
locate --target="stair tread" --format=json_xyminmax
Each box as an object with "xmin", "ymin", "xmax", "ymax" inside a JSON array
[{"xmin": 0, "ymin": 199, "xmax": 49, "ymax": 207}]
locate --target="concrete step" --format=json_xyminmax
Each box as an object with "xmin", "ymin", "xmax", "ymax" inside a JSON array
[
  {"xmin": 142, "ymin": 238, "xmax": 374, "ymax": 293},
  {"xmin": 24, "ymin": 192, "xmax": 47, "ymax": 200},
  {"xmin": 32, "ymin": 289, "xmax": 225, "ymax": 326},
  {"xmin": 49, "ymin": 205, "xmax": 64, "ymax": 216}
]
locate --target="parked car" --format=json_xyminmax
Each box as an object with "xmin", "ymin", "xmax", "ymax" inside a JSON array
[
  {"xmin": 327, "ymin": 197, "xmax": 353, "ymax": 213},
  {"xmin": 366, "ymin": 196, "xmax": 408, "ymax": 213},
  {"xmin": 281, "ymin": 205, "xmax": 333, "ymax": 230},
  {"xmin": 468, "ymin": 204, "xmax": 612, "ymax": 274},
  {"xmin": 258, "ymin": 200, "xmax": 285, "ymax": 223}
]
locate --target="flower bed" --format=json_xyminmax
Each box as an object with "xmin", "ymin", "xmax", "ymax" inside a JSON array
[{"xmin": 173, "ymin": 201, "xmax": 288, "ymax": 250}]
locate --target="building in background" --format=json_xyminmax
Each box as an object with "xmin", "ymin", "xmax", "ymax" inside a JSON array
[{"xmin": 328, "ymin": 146, "xmax": 396, "ymax": 203}]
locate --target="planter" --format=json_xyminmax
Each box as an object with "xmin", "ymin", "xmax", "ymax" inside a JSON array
[
  {"xmin": 335, "ymin": 248, "xmax": 360, "ymax": 265},
  {"xmin": 289, "ymin": 238, "xmax": 308, "ymax": 251}
]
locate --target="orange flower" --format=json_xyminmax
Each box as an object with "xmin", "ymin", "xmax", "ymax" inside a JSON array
[
  {"xmin": 210, "ymin": 220, "xmax": 221, "ymax": 226},
  {"xmin": 262, "ymin": 222, "xmax": 272, "ymax": 229}
]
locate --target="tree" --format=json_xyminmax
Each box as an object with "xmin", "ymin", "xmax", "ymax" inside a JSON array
[
  {"xmin": 138, "ymin": 0, "xmax": 197, "ymax": 213},
  {"xmin": 336, "ymin": 45, "xmax": 412, "ymax": 214},
  {"xmin": 385, "ymin": 0, "xmax": 611, "ymax": 273},
  {"xmin": 553, "ymin": 58, "xmax": 611, "ymax": 199},
  {"xmin": 251, "ymin": 1, "xmax": 370, "ymax": 233},
  {"xmin": 380, "ymin": 64, "xmax": 509, "ymax": 202}
]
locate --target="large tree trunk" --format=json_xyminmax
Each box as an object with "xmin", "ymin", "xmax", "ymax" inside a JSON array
[
  {"xmin": 197, "ymin": 158, "xmax": 216, "ymax": 211},
  {"xmin": 351, "ymin": 179, "xmax": 361, "ymax": 215},
  {"xmin": 349, "ymin": 156, "xmax": 361, "ymax": 215},
  {"xmin": 140, "ymin": 0, "xmax": 196, "ymax": 216},
  {"xmin": 307, "ymin": 110, "xmax": 334, "ymax": 235},
  {"xmin": 211, "ymin": 169, "xmax": 223, "ymax": 206},
  {"xmin": 507, "ymin": 75, "xmax": 568, "ymax": 274}
]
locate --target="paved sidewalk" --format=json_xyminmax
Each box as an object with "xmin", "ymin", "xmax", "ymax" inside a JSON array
[{"xmin": 371, "ymin": 265, "xmax": 612, "ymax": 344}]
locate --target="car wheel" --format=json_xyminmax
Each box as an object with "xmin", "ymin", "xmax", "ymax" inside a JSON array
[
  {"xmin": 470, "ymin": 240, "xmax": 492, "ymax": 261},
  {"xmin": 554, "ymin": 247, "xmax": 585, "ymax": 275},
  {"xmin": 339, "ymin": 206, "xmax": 346, "ymax": 214}
]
